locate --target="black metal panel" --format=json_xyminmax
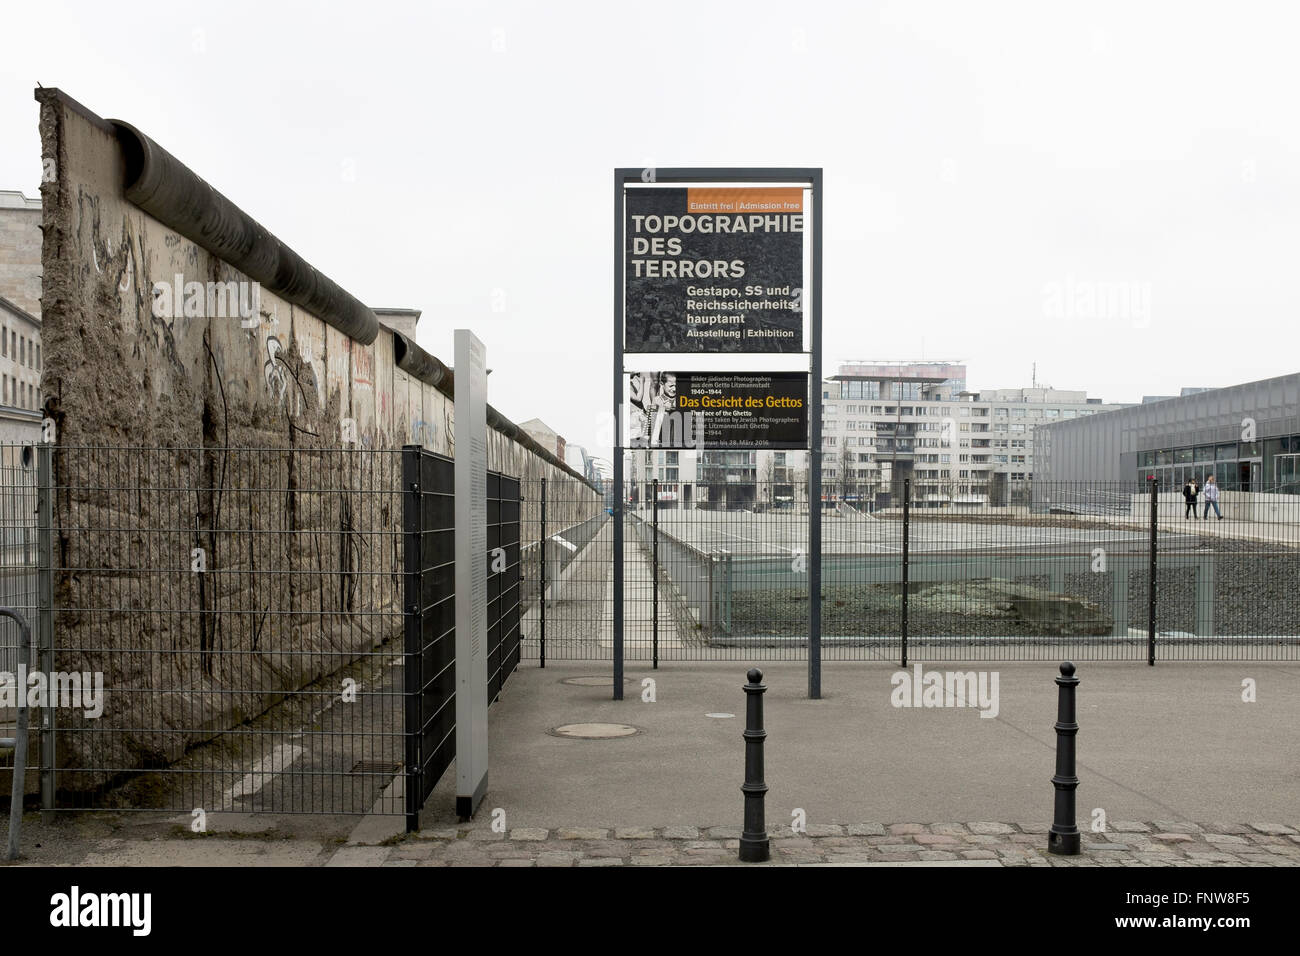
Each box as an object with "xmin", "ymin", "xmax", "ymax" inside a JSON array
[
  {"xmin": 404, "ymin": 452, "xmax": 521, "ymax": 830},
  {"xmin": 486, "ymin": 471, "xmax": 522, "ymax": 701},
  {"xmin": 403, "ymin": 446, "xmax": 456, "ymax": 831}
]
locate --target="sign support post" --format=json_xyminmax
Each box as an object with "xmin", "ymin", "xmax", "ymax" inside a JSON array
[
  {"xmin": 612, "ymin": 173, "xmax": 626, "ymax": 701},
  {"xmin": 454, "ymin": 329, "xmax": 489, "ymax": 816},
  {"xmin": 808, "ymin": 169, "xmax": 823, "ymax": 700}
]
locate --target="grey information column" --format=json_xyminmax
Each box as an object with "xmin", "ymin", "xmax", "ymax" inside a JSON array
[{"xmin": 454, "ymin": 329, "xmax": 489, "ymax": 817}]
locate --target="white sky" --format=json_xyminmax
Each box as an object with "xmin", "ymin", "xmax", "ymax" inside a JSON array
[{"xmin": 3, "ymin": 0, "xmax": 1298, "ymax": 459}]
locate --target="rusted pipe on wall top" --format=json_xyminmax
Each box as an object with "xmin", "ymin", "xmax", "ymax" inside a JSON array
[
  {"xmin": 109, "ymin": 119, "xmax": 380, "ymax": 345},
  {"xmin": 392, "ymin": 329, "xmax": 452, "ymax": 391},
  {"xmin": 387, "ymin": 328, "xmax": 595, "ymax": 490}
]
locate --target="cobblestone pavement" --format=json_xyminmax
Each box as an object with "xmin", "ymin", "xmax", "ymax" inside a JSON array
[{"xmin": 328, "ymin": 821, "xmax": 1300, "ymax": 867}]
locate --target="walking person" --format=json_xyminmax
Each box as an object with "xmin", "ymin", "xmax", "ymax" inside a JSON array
[
  {"xmin": 1182, "ymin": 477, "xmax": 1198, "ymax": 519},
  {"xmin": 1202, "ymin": 474, "xmax": 1222, "ymax": 520}
]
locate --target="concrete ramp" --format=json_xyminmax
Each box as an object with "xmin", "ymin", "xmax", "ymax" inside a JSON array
[{"xmin": 837, "ymin": 500, "xmax": 878, "ymax": 522}]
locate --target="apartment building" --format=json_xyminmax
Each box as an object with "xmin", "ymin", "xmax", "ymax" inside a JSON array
[
  {"xmin": 822, "ymin": 364, "xmax": 1126, "ymax": 508},
  {"xmin": 0, "ymin": 190, "xmax": 43, "ymax": 448},
  {"xmin": 624, "ymin": 361, "xmax": 1128, "ymax": 511}
]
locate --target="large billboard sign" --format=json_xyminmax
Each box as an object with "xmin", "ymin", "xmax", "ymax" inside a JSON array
[
  {"xmin": 624, "ymin": 187, "xmax": 805, "ymax": 353},
  {"xmin": 627, "ymin": 371, "xmax": 808, "ymax": 450}
]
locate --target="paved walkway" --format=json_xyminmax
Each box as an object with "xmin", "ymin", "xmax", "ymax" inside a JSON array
[
  {"xmin": 601, "ymin": 523, "xmax": 681, "ymax": 654},
  {"xmin": 331, "ymin": 820, "xmax": 1300, "ymax": 867},
  {"xmin": 6, "ymin": 809, "xmax": 1297, "ymax": 868}
]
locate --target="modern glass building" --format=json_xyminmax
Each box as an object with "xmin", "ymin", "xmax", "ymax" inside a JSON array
[{"xmin": 1036, "ymin": 372, "xmax": 1300, "ymax": 493}]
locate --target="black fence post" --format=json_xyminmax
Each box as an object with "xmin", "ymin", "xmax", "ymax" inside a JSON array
[
  {"xmin": 739, "ymin": 667, "xmax": 770, "ymax": 863},
  {"xmin": 901, "ymin": 477, "xmax": 910, "ymax": 667},
  {"xmin": 539, "ymin": 477, "xmax": 546, "ymax": 669},
  {"xmin": 1048, "ymin": 661, "xmax": 1081, "ymax": 855},
  {"xmin": 401, "ymin": 445, "xmax": 423, "ymax": 833},
  {"xmin": 1148, "ymin": 478, "xmax": 1158, "ymax": 666},
  {"xmin": 652, "ymin": 478, "xmax": 659, "ymax": 669}
]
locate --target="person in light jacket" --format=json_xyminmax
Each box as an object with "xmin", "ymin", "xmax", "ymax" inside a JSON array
[
  {"xmin": 1202, "ymin": 475, "xmax": 1222, "ymax": 520},
  {"xmin": 1182, "ymin": 478, "xmax": 1198, "ymax": 519}
]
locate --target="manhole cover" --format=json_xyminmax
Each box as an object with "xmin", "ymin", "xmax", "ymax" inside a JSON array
[
  {"xmin": 705, "ymin": 713, "xmax": 735, "ymax": 719},
  {"xmin": 560, "ymin": 676, "xmax": 638, "ymax": 687},
  {"xmin": 548, "ymin": 723, "xmax": 641, "ymax": 739}
]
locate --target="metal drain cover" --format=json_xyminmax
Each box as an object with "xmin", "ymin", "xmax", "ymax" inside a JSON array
[
  {"xmin": 561, "ymin": 676, "xmax": 638, "ymax": 687},
  {"xmin": 548, "ymin": 723, "xmax": 641, "ymax": 739}
]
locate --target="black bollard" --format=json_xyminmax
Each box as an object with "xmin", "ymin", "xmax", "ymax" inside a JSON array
[
  {"xmin": 1047, "ymin": 661, "xmax": 1081, "ymax": 855},
  {"xmin": 739, "ymin": 667, "xmax": 770, "ymax": 862}
]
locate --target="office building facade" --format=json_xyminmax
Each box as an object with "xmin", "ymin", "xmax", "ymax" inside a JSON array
[{"xmin": 1037, "ymin": 372, "xmax": 1300, "ymax": 493}]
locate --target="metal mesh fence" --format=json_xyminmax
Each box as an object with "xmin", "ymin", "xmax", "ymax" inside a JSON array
[
  {"xmin": 0, "ymin": 448, "xmax": 38, "ymax": 675},
  {"xmin": 527, "ymin": 478, "xmax": 1300, "ymax": 662},
  {"xmin": 0, "ymin": 446, "xmax": 39, "ymax": 850},
  {"xmin": 8, "ymin": 460, "xmax": 1300, "ymax": 822},
  {"xmin": 520, "ymin": 478, "xmax": 610, "ymax": 662},
  {"xmin": 45, "ymin": 445, "xmax": 407, "ymax": 814}
]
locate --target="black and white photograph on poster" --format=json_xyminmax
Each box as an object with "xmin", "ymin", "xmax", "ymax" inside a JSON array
[
  {"xmin": 628, "ymin": 371, "xmax": 808, "ymax": 449},
  {"xmin": 624, "ymin": 187, "xmax": 804, "ymax": 353},
  {"xmin": 627, "ymin": 370, "xmax": 698, "ymax": 449}
]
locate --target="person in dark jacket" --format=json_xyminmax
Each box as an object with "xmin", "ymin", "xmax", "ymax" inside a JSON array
[{"xmin": 1182, "ymin": 478, "xmax": 1198, "ymax": 519}]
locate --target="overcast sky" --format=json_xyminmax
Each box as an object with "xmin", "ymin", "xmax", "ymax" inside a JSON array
[{"xmin": 3, "ymin": 1, "xmax": 1297, "ymax": 457}]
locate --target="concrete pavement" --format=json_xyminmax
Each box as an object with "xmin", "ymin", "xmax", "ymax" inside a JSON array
[
  {"xmin": 6, "ymin": 658, "xmax": 1296, "ymax": 867},
  {"xmin": 413, "ymin": 659, "xmax": 1300, "ymax": 829}
]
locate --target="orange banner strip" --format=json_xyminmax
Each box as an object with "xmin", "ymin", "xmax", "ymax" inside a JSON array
[{"xmin": 685, "ymin": 187, "xmax": 804, "ymax": 214}]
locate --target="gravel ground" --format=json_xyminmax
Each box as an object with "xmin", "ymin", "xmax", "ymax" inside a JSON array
[{"xmin": 726, "ymin": 538, "xmax": 1300, "ymax": 643}]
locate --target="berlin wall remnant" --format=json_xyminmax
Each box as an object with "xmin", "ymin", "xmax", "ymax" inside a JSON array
[{"xmin": 35, "ymin": 88, "xmax": 599, "ymax": 790}]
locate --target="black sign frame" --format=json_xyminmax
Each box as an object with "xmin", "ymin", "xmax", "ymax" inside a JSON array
[{"xmin": 613, "ymin": 168, "xmax": 824, "ymax": 700}]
